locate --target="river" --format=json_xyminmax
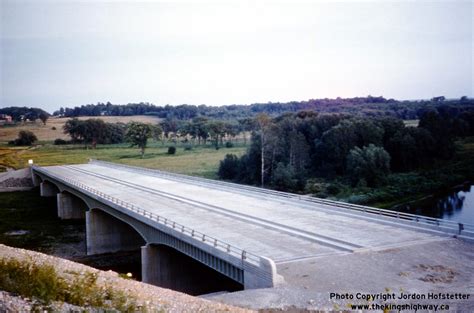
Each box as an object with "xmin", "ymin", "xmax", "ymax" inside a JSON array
[{"xmin": 393, "ymin": 184, "xmax": 474, "ymax": 225}]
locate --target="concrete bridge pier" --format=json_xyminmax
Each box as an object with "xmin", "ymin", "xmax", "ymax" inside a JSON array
[
  {"xmin": 57, "ymin": 192, "xmax": 87, "ymax": 219},
  {"xmin": 40, "ymin": 181, "xmax": 58, "ymax": 197},
  {"xmin": 86, "ymin": 209, "xmax": 145, "ymax": 255}
]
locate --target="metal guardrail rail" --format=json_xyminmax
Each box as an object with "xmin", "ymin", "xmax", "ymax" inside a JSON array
[
  {"xmin": 89, "ymin": 159, "xmax": 474, "ymax": 238},
  {"xmin": 33, "ymin": 165, "xmax": 262, "ymax": 267}
]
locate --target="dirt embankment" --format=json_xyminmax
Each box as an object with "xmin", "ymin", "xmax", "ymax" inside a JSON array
[
  {"xmin": 0, "ymin": 168, "xmax": 33, "ymax": 192},
  {"xmin": 0, "ymin": 244, "xmax": 253, "ymax": 312}
]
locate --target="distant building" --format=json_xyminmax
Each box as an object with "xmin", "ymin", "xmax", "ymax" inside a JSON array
[{"xmin": 0, "ymin": 114, "xmax": 13, "ymax": 125}]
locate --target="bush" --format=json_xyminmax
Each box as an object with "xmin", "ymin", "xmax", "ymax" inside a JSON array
[
  {"xmin": 11, "ymin": 130, "xmax": 38, "ymax": 146},
  {"xmin": 225, "ymin": 141, "xmax": 234, "ymax": 148},
  {"xmin": 346, "ymin": 144, "xmax": 391, "ymax": 187},
  {"xmin": 0, "ymin": 256, "xmax": 139, "ymax": 310},
  {"xmin": 51, "ymin": 126, "xmax": 56, "ymax": 130},
  {"xmin": 326, "ymin": 183, "xmax": 341, "ymax": 195},
  {"xmin": 271, "ymin": 162, "xmax": 298, "ymax": 191},
  {"xmin": 54, "ymin": 138, "xmax": 68, "ymax": 145},
  {"xmin": 167, "ymin": 146, "xmax": 176, "ymax": 154},
  {"xmin": 0, "ymin": 257, "xmax": 66, "ymax": 303},
  {"xmin": 218, "ymin": 154, "xmax": 240, "ymax": 180}
]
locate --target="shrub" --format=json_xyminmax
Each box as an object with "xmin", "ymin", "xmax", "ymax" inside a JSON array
[
  {"xmin": 326, "ymin": 184, "xmax": 341, "ymax": 195},
  {"xmin": 271, "ymin": 162, "xmax": 298, "ymax": 191},
  {"xmin": 218, "ymin": 154, "xmax": 240, "ymax": 180},
  {"xmin": 0, "ymin": 256, "xmax": 139, "ymax": 310},
  {"xmin": 167, "ymin": 146, "xmax": 176, "ymax": 154},
  {"xmin": 225, "ymin": 141, "xmax": 234, "ymax": 148},
  {"xmin": 54, "ymin": 138, "xmax": 68, "ymax": 145},
  {"xmin": 0, "ymin": 257, "xmax": 65, "ymax": 303},
  {"xmin": 11, "ymin": 130, "xmax": 38, "ymax": 146},
  {"xmin": 51, "ymin": 126, "xmax": 57, "ymax": 130}
]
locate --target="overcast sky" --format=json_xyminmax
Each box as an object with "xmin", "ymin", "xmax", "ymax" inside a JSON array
[{"xmin": 1, "ymin": 0, "xmax": 472, "ymax": 113}]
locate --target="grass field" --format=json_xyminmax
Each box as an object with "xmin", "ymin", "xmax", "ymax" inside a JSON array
[
  {"xmin": 0, "ymin": 115, "xmax": 161, "ymax": 143},
  {"xmin": 0, "ymin": 142, "xmax": 247, "ymax": 178}
]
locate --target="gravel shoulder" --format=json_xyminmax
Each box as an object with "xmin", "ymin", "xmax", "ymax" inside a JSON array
[
  {"xmin": 0, "ymin": 168, "xmax": 33, "ymax": 192},
  {"xmin": 206, "ymin": 238, "xmax": 474, "ymax": 311}
]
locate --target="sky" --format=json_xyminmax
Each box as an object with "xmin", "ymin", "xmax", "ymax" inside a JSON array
[{"xmin": 0, "ymin": 0, "xmax": 472, "ymax": 113}]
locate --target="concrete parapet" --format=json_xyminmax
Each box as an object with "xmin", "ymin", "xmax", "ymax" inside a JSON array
[{"xmin": 243, "ymin": 256, "xmax": 283, "ymax": 289}]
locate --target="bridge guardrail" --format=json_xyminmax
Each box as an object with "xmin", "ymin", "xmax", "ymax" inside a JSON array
[
  {"xmin": 33, "ymin": 166, "xmax": 263, "ymax": 267},
  {"xmin": 89, "ymin": 159, "xmax": 474, "ymax": 238}
]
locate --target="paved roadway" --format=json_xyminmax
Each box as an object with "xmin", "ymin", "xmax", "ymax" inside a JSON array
[{"xmin": 41, "ymin": 162, "xmax": 445, "ymax": 265}]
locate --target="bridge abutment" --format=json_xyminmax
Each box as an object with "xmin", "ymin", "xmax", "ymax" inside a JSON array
[
  {"xmin": 40, "ymin": 181, "xmax": 58, "ymax": 197},
  {"xmin": 86, "ymin": 209, "xmax": 145, "ymax": 255},
  {"xmin": 57, "ymin": 192, "xmax": 87, "ymax": 219}
]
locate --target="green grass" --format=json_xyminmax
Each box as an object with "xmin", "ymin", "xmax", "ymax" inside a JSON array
[
  {"xmin": 0, "ymin": 189, "xmax": 84, "ymax": 251},
  {"xmin": 0, "ymin": 141, "xmax": 247, "ymax": 178}
]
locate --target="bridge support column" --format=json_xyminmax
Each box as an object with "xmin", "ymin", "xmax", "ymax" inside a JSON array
[
  {"xmin": 57, "ymin": 193, "xmax": 86, "ymax": 219},
  {"xmin": 40, "ymin": 182, "xmax": 57, "ymax": 197},
  {"xmin": 141, "ymin": 244, "xmax": 173, "ymax": 289},
  {"xmin": 86, "ymin": 210, "xmax": 144, "ymax": 255}
]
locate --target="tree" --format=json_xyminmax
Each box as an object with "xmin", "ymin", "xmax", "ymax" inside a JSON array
[
  {"xmin": 255, "ymin": 113, "xmax": 272, "ymax": 187},
  {"xmin": 12, "ymin": 130, "xmax": 38, "ymax": 146},
  {"xmin": 39, "ymin": 112, "xmax": 49, "ymax": 125},
  {"xmin": 346, "ymin": 144, "xmax": 391, "ymax": 187},
  {"xmin": 63, "ymin": 118, "xmax": 85, "ymax": 143},
  {"xmin": 125, "ymin": 122, "xmax": 152, "ymax": 158},
  {"xmin": 151, "ymin": 124, "xmax": 163, "ymax": 142}
]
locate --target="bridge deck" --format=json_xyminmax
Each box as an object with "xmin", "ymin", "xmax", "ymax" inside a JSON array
[{"xmin": 42, "ymin": 163, "xmax": 443, "ymax": 263}]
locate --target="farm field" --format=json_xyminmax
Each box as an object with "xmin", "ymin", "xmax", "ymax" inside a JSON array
[
  {"xmin": 0, "ymin": 143, "xmax": 247, "ymax": 179},
  {"xmin": 0, "ymin": 115, "xmax": 161, "ymax": 143}
]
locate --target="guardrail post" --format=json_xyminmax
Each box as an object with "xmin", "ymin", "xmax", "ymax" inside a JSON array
[
  {"xmin": 459, "ymin": 223, "xmax": 464, "ymax": 235},
  {"xmin": 242, "ymin": 250, "xmax": 247, "ymax": 260}
]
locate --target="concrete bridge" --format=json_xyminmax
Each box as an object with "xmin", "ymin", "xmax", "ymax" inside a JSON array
[{"xmin": 31, "ymin": 160, "xmax": 474, "ymax": 294}]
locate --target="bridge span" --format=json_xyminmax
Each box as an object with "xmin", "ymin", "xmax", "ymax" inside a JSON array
[{"xmin": 31, "ymin": 160, "xmax": 473, "ymax": 294}]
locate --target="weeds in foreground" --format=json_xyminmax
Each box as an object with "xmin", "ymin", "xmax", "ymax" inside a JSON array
[{"xmin": 0, "ymin": 256, "xmax": 140, "ymax": 311}]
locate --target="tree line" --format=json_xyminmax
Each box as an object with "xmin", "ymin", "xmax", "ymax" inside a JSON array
[
  {"xmin": 218, "ymin": 107, "xmax": 474, "ymax": 192},
  {"xmin": 49, "ymin": 96, "xmax": 473, "ymax": 120},
  {"xmin": 59, "ymin": 117, "xmax": 251, "ymax": 156}
]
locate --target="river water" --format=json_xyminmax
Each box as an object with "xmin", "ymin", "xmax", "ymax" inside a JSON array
[{"xmin": 393, "ymin": 184, "xmax": 474, "ymax": 225}]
